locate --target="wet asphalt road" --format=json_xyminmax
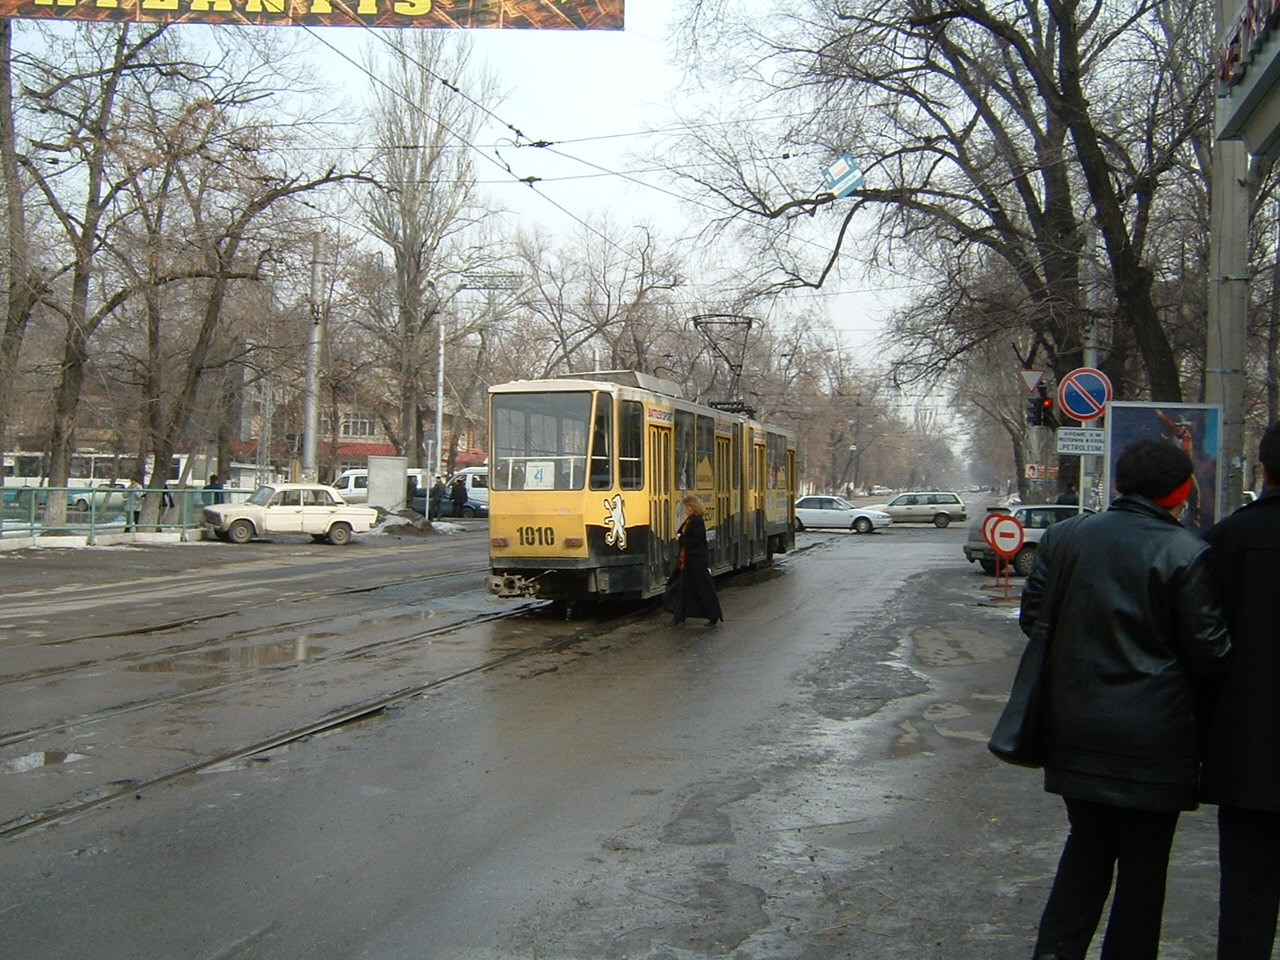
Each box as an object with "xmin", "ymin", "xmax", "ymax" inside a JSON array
[{"xmin": 0, "ymin": 520, "xmax": 1222, "ymax": 960}]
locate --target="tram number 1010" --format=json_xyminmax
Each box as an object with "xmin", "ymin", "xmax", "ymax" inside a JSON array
[{"xmin": 517, "ymin": 525, "xmax": 556, "ymax": 546}]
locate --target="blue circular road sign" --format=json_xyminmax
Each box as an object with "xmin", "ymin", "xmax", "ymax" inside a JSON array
[{"xmin": 1057, "ymin": 367, "xmax": 1113, "ymax": 422}]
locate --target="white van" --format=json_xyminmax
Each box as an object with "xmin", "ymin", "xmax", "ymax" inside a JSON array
[
  {"xmin": 333, "ymin": 467, "xmax": 430, "ymax": 505},
  {"xmin": 450, "ymin": 466, "xmax": 488, "ymax": 505}
]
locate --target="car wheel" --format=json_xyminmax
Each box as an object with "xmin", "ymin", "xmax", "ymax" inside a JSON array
[
  {"xmin": 227, "ymin": 519, "xmax": 255, "ymax": 544},
  {"xmin": 979, "ymin": 558, "xmax": 997, "ymax": 575},
  {"xmin": 74, "ymin": 497, "xmax": 91, "ymax": 512},
  {"xmin": 462, "ymin": 507, "xmax": 476, "ymax": 518},
  {"xmin": 933, "ymin": 513, "xmax": 951, "ymax": 528},
  {"xmin": 327, "ymin": 522, "xmax": 352, "ymax": 545},
  {"xmin": 795, "ymin": 518, "xmax": 806, "ymax": 532},
  {"xmin": 853, "ymin": 517, "xmax": 873, "ymax": 534},
  {"xmin": 1013, "ymin": 546, "xmax": 1036, "ymax": 577}
]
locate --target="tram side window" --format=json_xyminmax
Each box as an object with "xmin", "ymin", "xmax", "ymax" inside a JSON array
[
  {"xmin": 675, "ymin": 410, "xmax": 694, "ymax": 491},
  {"xmin": 589, "ymin": 396, "xmax": 613, "ymax": 490},
  {"xmin": 768, "ymin": 433, "xmax": 785, "ymax": 488},
  {"xmin": 619, "ymin": 401, "xmax": 644, "ymax": 490},
  {"xmin": 696, "ymin": 415, "xmax": 713, "ymax": 486}
]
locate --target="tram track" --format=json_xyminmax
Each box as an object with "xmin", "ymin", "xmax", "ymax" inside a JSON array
[
  {"xmin": 0, "ymin": 565, "xmax": 490, "ymax": 687},
  {"xmin": 0, "ymin": 603, "xmax": 539, "ymax": 749},
  {"xmin": 0, "ymin": 597, "xmax": 656, "ymax": 840}
]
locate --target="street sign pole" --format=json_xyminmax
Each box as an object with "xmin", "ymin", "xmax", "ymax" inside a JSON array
[{"xmin": 1058, "ymin": 367, "xmax": 1114, "ymax": 513}]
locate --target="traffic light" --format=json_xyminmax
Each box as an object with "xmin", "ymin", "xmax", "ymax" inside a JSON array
[{"xmin": 1025, "ymin": 393, "xmax": 1055, "ymax": 427}]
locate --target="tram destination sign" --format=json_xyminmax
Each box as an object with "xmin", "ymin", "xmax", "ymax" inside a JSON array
[{"xmin": 1056, "ymin": 427, "xmax": 1106, "ymax": 456}]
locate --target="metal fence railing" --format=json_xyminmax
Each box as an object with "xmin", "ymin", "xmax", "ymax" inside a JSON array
[{"xmin": 0, "ymin": 485, "xmax": 253, "ymax": 544}]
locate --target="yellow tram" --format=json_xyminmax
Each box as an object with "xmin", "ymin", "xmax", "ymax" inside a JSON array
[{"xmin": 487, "ymin": 371, "xmax": 796, "ymax": 601}]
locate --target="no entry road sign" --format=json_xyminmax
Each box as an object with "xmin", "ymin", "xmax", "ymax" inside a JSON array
[
  {"xmin": 1058, "ymin": 367, "xmax": 1113, "ymax": 422},
  {"xmin": 988, "ymin": 515, "xmax": 1025, "ymax": 558}
]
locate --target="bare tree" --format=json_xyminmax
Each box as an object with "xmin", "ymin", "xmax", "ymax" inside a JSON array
[
  {"xmin": 669, "ymin": 0, "xmax": 1215, "ymax": 403},
  {"xmin": 359, "ymin": 32, "xmax": 491, "ymax": 468}
]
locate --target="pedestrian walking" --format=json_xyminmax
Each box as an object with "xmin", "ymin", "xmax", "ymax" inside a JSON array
[
  {"xmin": 428, "ymin": 476, "xmax": 446, "ymax": 520},
  {"xmin": 202, "ymin": 474, "xmax": 226, "ymax": 506},
  {"xmin": 450, "ymin": 475, "xmax": 467, "ymax": 518},
  {"xmin": 124, "ymin": 478, "xmax": 143, "ymax": 531},
  {"xmin": 1201, "ymin": 421, "xmax": 1280, "ymax": 960},
  {"xmin": 663, "ymin": 494, "xmax": 723, "ymax": 627},
  {"xmin": 1014, "ymin": 438, "xmax": 1230, "ymax": 960}
]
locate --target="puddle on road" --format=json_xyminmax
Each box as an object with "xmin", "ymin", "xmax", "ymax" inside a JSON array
[
  {"xmin": 5, "ymin": 750, "xmax": 88, "ymax": 773},
  {"xmin": 126, "ymin": 637, "xmax": 329, "ymax": 677}
]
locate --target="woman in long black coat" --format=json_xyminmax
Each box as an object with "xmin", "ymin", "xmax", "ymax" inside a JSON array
[{"xmin": 665, "ymin": 495, "xmax": 723, "ymax": 626}]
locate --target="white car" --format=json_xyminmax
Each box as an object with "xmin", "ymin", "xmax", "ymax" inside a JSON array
[
  {"xmin": 794, "ymin": 495, "xmax": 892, "ymax": 534},
  {"xmin": 203, "ymin": 483, "xmax": 379, "ymax": 545}
]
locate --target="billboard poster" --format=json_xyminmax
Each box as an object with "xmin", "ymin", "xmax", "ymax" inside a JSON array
[
  {"xmin": 1105, "ymin": 401, "xmax": 1223, "ymax": 535},
  {"xmin": 0, "ymin": 0, "xmax": 623, "ymax": 30}
]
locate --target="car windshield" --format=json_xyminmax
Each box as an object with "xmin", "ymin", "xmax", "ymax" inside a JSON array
[
  {"xmin": 831, "ymin": 497, "xmax": 856, "ymax": 509},
  {"xmin": 247, "ymin": 485, "xmax": 277, "ymax": 506}
]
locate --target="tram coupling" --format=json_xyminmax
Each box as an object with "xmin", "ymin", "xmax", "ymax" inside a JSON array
[{"xmin": 489, "ymin": 572, "xmax": 543, "ymax": 598}]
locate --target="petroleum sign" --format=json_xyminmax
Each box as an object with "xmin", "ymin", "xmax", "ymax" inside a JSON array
[
  {"xmin": 1058, "ymin": 367, "xmax": 1113, "ymax": 422},
  {"xmin": 1056, "ymin": 427, "xmax": 1106, "ymax": 456}
]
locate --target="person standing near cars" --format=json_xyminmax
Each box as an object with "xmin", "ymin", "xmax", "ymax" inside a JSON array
[
  {"xmin": 1201, "ymin": 421, "xmax": 1280, "ymax": 960},
  {"xmin": 428, "ymin": 476, "xmax": 446, "ymax": 519},
  {"xmin": 1017, "ymin": 438, "xmax": 1230, "ymax": 960},
  {"xmin": 450, "ymin": 475, "xmax": 467, "ymax": 518},
  {"xmin": 202, "ymin": 474, "xmax": 226, "ymax": 506}
]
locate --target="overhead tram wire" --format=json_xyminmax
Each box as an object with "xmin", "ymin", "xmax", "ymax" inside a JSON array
[
  {"xmin": 298, "ymin": 21, "xmax": 911, "ymax": 307},
  {"xmin": 298, "ymin": 22, "xmax": 699, "ymax": 268}
]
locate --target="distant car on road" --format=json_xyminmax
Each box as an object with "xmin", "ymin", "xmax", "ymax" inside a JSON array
[
  {"xmin": 793, "ymin": 495, "xmax": 892, "ymax": 534},
  {"xmin": 872, "ymin": 491, "xmax": 968, "ymax": 527},
  {"xmin": 202, "ymin": 483, "xmax": 379, "ymax": 545},
  {"xmin": 963, "ymin": 503, "xmax": 1093, "ymax": 576}
]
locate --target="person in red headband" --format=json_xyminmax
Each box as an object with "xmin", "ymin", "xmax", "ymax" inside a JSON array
[
  {"xmin": 1014, "ymin": 437, "xmax": 1230, "ymax": 960},
  {"xmin": 1201, "ymin": 421, "xmax": 1280, "ymax": 959}
]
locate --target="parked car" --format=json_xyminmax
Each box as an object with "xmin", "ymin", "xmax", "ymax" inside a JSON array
[
  {"xmin": 793, "ymin": 495, "xmax": 891, "ymax": 533},
  {"xmin": 331, "ymin": 467, "xmax": 432, "ymax": 505},
  {"xmin": 410, "ymin": 489, "xmax": 489, "ymax": 519},
  {"xmin": 202, "ymin": 483, "xmax": 379, "ymax": 545},
  {"xmin": 873, "ymin": 491, "xmax": 969, "ymax": 527},
  {"xmin": 963, "ymin": 503, "xmax": 1094, "ymax": 576}
]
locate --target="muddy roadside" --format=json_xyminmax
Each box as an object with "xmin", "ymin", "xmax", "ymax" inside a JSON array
[{"xmin": 501, "ymin": 561, "xmax": 1221, "ymax": 960}]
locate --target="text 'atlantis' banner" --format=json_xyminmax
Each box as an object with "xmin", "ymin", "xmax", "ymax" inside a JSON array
[{"xmin": 0, "ymin": 0, "xmax": 623, "ymax": 30}]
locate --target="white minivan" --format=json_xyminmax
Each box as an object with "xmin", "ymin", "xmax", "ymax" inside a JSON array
[
  {"xmin": 450, "ymin": 466, "xmax": 488, "ymax": 505},
  {"xmin": 332, "ymin": 467, "xmax": 431, "ymax": 505}
]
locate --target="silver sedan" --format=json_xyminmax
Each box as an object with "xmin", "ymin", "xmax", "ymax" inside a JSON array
[{"xmin": 794, "ymin": 496, "xmax": 893, "ymax": 534}]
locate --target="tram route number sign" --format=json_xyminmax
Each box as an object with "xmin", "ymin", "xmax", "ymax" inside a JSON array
[{"xmin": 1056, "ymin": 427, "xmax": 1106, "ymax": 456}]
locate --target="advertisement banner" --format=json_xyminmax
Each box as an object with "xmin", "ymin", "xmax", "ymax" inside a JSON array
[
  {"xmin": 1106, "ymin": 401, "xmax": 1223, "ymax": 535},
  {"xmin": 0, "ymin": 0, "xmax": 623, "ymax": 30}
]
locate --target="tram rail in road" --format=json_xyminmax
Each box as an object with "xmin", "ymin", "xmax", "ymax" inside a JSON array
[
  {"xmin": 1, "ymin": 604, "xmax": 627, "ymax": 840},
  {"xmin": 0, "ymin": 534, "xmax": 807, "ymax": 841}
]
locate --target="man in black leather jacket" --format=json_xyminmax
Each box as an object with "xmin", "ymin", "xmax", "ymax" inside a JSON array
[
  {"xmin": 1201, "ymin": 421, "xmax": 1280, "ymax": 959},
  {"xmin": 1020, "ymin": 437, "xmax": 1231, "ymax": 960}
]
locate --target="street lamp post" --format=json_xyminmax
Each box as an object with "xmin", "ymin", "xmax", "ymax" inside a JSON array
[{"xmin": 438, "ymin": 272, "xmax": 523, "ymax": 477}]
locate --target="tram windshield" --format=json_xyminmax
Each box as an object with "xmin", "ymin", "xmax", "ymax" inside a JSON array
[{"xmin": 491, "ymin": 391, "xmax": 593, "ymax": 491}]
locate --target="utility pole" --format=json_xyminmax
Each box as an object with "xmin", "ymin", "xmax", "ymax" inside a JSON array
[
  {"xmin": 302, "ymin": 232, "xmax": 322, "ymax": 482},
  {"xmin": 1207, "ymin": 0, "xmax": 1251, "ymax": 517},
  {"xmin": 442, "ymin": 273, "xmax": 523, "ymax": 477}
]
